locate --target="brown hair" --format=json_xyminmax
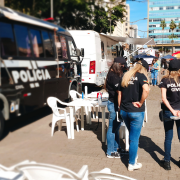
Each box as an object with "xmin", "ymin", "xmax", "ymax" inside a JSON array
[
  {"xmin": 104, "ymin": 62, "xmax": 124, "ymax": 90},
  {"xmin": 121, "ymin": 61, "xmax": 148, "ymax": 88}
]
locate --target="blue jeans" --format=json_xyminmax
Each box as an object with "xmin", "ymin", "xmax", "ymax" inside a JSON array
[
  {"xmin": 163, "ymin": 110, "xmax": 180, "ymax": 161},
  {"xmin": 120, "ymin": 110, "xmax": 144, "ymax": 165},
  {"xmin": 106, "ymin": 100, "xmax": 121, "ymax": 155},
  {"xmin": 151, "ymin": 71, "xmax": 158, "ymax": 85}
]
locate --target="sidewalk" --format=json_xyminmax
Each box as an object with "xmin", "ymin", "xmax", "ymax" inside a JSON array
[{"xmin": 0, "ymin": 86, "xmax": 180, "ymax": 179}]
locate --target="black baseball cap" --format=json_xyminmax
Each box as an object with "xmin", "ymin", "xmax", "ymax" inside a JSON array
[
  {"xmin": 169, "ymin": 59, "xmax": 180, "ymax": 71},
  {"xmin": 114, "ymin": 57, "xmax": 126, "ymax": 65},
  {"xmin": 137, "ymin": 59, "xmax": 149, "ymax": 71}
]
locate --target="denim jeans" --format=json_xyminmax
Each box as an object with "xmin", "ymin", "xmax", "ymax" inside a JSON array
[
  {"xmin": 106, "ymin": 100, "xmax": 121, "ymax": 155},
  {"xmin": 120, "ymin": 110, "xmax": 144, "ymax": 165},
  {"xmin": 163, "ymin": 110, "xmax": 180, "ymax": 161},
  {"xmin": 151, "ymin": 71, "xmax": 158, "ymax": 85}
]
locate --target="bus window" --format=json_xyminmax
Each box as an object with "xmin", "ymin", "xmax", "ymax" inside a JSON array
[
  {"xmin": 42, "ymin": 31, "xmax": 54, "ymax": 58},
  {"xmin": 67, "ymin": 38, "xmax": 77, "ymax": 57},
  {"xmin": 55, "ymin": 35, "xmax": 62, "ymax": 59},
  {"xmin": 60, "ymin": 36, "xmax": 68, "ymax": 59},
  {"xmin": 101, "ymin": 41, "xmax": 104, "ymax": 59},
  {"xmin": 14, "ymin": 24, "xmax": 32, "ymax": 57},
  {"xmin": 30, "ymin": 29, "xmax": 44, "ymax": 58},
  {"xmin": 0, "ymin": 21, "xmax": 17, "ymax": 57}
]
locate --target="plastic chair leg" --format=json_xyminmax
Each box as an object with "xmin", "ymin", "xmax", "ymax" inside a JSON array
[
  {"xmin": 51, "ymin": 118, "xmax": 56, "ymax": 137},
  {"xmin": 75, "ymin": 117, "xmax": 79, "ymax": 132},
  {"xmin": 95, "ymin": 107, "xmax": 98, "ymax": 119},
  {"xmin": 92, "ymin": 107, "xmax": 95, "ymax": 119},
  {"xmin": 85, "ymin": 106, "xmax": 89, "ymax": 124},
  {"xmin": 65, "ymin": 116, "xmax": 71, "ymax": 139},
  {"xmin": 88, "ymin": 106, "xmax": 91, "ymax": 125}
]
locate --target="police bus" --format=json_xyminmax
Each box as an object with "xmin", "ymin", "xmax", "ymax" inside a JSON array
[{"xmin": 0, "ymin": 6, "xmax": 84, "ymax": 138}]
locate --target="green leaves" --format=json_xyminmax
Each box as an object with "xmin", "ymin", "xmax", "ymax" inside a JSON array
[
  {"xmin": 169, "ymin": 19, "xmax": 177, "ymax": 32},
  {"xmin": 160, "ymin": 20, "xmax": 166, "ymax": 30},
  {"xmin": 5, "ymin": 0, "xmax": 126, "ymax": 33}
]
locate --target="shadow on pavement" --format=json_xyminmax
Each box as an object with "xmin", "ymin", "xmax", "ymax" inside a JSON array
[
  {"xmin": 1, "ymin": 106, "xmax": 52, "ymax": 141},
  {"xmin": 139, "ymin": 135, "xmax": 179, "ymax": 167}
]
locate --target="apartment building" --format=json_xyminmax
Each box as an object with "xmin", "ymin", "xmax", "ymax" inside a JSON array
[{"xmin": 147, "ymin": 0, "xmax": 180, "ymax": 52}]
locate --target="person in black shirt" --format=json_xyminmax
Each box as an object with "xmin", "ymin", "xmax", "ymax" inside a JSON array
[
  {"xmin": 119, "ymin": 59, "xmax": 149, "ymax": 171},
  {"xmin": 159, "ymin": 59, "xmax": 180, "ymax": 170},
  {"xmin": 104, "ymin": 57, "xmax": 125, "ymax": 158}
]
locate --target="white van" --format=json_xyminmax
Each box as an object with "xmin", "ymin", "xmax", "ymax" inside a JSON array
[{"xmin": 69, "ymin": 30, "xmax": 120, "ymax": 86}]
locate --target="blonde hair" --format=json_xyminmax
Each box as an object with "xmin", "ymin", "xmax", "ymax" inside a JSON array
[
  {"xmin": 121, "ymin": 61, "xmax": 148, "ymax": 87},
  {"xmin": 162, "ymin": 70, "xmax": 180, "ymax": 84}
]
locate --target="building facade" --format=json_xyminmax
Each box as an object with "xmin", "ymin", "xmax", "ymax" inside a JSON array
[
  {"xmin": 112, "ymin": 3, "xmax": 130, "ymax": 37},
  {"xmin": 147, "ymin": 0, "xmax": 180, "ymax": 52}
]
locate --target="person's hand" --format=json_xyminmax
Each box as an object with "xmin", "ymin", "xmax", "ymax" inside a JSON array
[
  {"xmin": 132, "ymin": 102, "xmax": 142, "ymax": 108},
  {"xmin": 171, "ymin": 110, "xmax": 179, "ymax": 117},
  {"xmin": 177, "ymin": 111, "xmax": 180, "ymax": 117}
]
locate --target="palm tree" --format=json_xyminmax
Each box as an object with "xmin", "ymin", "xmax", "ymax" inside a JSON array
[
  {"xmin": 169, "ymin": 19, "xmax": 177, "ymax": 53},
  {"xmin": 160, "ymin": 20, "xmax": 166, "ymax": 55}
]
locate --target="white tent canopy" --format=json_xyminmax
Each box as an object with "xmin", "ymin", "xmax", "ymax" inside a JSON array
[{"xmin": 100, "ymin": 33, "xmax": 155, "ymax": 46}]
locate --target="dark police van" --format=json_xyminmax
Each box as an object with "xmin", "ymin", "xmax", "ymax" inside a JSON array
[{"xmin": 0, "ymin": 6, "xmax": 84, "ymax": 138}]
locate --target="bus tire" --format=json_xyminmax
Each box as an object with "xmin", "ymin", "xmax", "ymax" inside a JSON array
[{"xmin": 0, "ymin": 112, "xmax": 5, "ymax": 139}]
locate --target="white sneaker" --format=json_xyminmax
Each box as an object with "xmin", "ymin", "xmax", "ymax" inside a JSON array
[{"xmin": 128, "ymin": 163, "xmax": 142, "ymax": 171}]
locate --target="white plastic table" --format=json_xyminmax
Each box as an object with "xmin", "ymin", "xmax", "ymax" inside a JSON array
[
  {"xmin": 89, "ymin": 100, "xmax": 108, "ymax": 142},
  {"xmin": 67, "ymin": 99, "xmax": 93, "ymax": 139}
]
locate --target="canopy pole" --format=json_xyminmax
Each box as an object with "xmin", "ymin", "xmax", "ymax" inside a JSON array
[{"xmin": 126, "ymin": 39, "xmax": 153, "ymax": 58}]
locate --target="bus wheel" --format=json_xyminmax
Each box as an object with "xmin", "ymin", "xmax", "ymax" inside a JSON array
[{"xmin": 0, "ymin": 112, "xmax": 4, "ymax": 139}]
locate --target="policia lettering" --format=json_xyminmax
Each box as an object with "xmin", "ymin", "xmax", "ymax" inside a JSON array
[
  {"xmin": 167, "ymin": 83, "xmax": 180, "ymax": 92},
  {"xmin": 12, "ymin": 69, "xmax": 51, "ymax": 84}
]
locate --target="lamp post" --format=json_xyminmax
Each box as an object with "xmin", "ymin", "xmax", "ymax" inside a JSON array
[
  {"xmin": 51, "ymin": 0, "xmax": 53, "ymax": 18},
  {"xmin": 104, "ymin": 0, "xmax": 120, "ymax": 36}
]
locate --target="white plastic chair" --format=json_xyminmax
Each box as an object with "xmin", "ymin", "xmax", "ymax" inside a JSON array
[
  {"xmin": 89, "ymin": 168, "xmax": 136, "ymax": 180},
  {"xmin": 15, "ymin": 163, "xmax": 88, "ymax": 180},
  {"xmin": 47, "ymin": 97, "xmax": 71, "ymax": 138}
]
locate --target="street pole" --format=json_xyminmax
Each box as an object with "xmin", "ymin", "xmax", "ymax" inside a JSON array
[
  {"xmin": 0, "ymin": 0, "xmax": 4, "ymax": 6},
  {"xmin": 110, "ymin": 11, "xmax": 111, "ymax": 36},
  {"xmin": 51, "ymin": 0, "xmax": 53, "ymax": 18}
]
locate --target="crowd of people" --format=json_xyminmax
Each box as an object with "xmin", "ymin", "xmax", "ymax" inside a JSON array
[{"xmin": 105, "ymin": 56, "xmax": 180, "ymax": 171}]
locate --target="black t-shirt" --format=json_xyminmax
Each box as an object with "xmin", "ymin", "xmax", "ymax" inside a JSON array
[
  {"xmin": 119, "ymin": 72, "xmax": 148, "ymax": 112},
  {"xmin": 106, "ymin": 71, "xmax": 121, "ymax": 105},
  {"xmin": 159, "ymin": 77, "xmax": 180, "ymax": 110}
]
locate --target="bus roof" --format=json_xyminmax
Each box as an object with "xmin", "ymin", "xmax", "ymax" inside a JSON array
[{"xmin": 0, "ymin": 6, "xmax": 71, "ymax": 36}]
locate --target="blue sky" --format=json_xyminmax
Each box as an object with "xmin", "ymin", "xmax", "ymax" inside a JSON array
[{"xmin": 127, "ymin": 1, "xmax": 148, "ymax": 38}]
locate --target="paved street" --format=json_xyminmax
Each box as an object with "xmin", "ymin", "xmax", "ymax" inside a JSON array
[{"xmin": 0, "ymin": 86, "xmax": 180, "ymax": 180}]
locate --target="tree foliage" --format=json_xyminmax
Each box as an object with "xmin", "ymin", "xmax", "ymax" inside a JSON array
[
  {"xmin": 169, "ymin": 19, "xmax": 177, "ymax": 32},
  {"xmin": 5, "ymin": 0, "xmax": 126, "ymax": 33},
  {"xmin": 160, "ymin": 20, "xmax": 166, "ymax": 30}
]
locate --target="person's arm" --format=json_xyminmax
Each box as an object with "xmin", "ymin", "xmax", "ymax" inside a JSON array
[
  {"xmin": 118, "ymin": 91, "xmax": 122, "ymax": 108},
  {"xmin": 161, "ymin": 88, "xmax": 180, "ymax": 117},
  {"xmin": 132, "ymin": 84, "xmax": 149, "ymax": 108}
]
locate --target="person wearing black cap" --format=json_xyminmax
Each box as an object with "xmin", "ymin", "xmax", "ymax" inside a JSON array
[
  {"xmin": 104, "ymin": 57, "xmax": 125, "ymax": 158},
  {"xmin": 159, "ymin": 59, "xmax": 180, "ymax": 170},
  {"xmin": 118, "ymin": 59, "xmax": 149, "ymax": 171}
]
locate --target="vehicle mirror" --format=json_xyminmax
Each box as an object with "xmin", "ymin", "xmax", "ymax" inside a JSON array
[
  {"xmin": 76, "ymin": 48, "xmax": 81, "ymax": 56},
  {"xmin": 81, "ymin": 48, "xmax": 84, "ymax": 57}
]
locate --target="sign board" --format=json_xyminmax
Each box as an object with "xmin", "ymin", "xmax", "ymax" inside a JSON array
[{"xmin": 138, "ymin": 48, "xmax": 155, "ymax": 64}]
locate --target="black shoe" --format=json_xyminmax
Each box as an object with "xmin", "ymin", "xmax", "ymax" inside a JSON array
[
  {"xmin": 107, "ymin": 152, "xmax": 122, "ymax": 158},
  {"xmin": 160, "ymin": 160, "xmax": 171, "ymax": 170},
  {"xmin": 117, "ymin": 148, "xmax": 129, "ymax": 155}
]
